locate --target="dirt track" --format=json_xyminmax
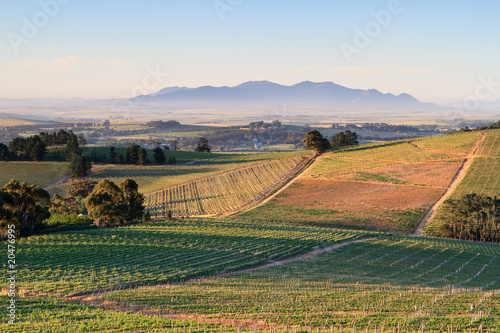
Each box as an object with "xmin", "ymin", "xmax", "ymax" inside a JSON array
[{"xmin": 412, "ymin": 133, "xmax": 486, "ymax": 235}]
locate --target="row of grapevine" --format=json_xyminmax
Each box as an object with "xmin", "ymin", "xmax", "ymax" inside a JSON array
[
  {"xmin": 100, "ymin": 236, "xmax": 500, "ymax": 332},
  {"xmin": 144, "ymin": 156, "xmax": 310, "ymax": 217}
]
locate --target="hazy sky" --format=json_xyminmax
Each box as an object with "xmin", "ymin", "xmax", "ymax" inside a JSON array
[{"xmin": 1, "ymin": 0, "xmax": 499, "ymax": 104}]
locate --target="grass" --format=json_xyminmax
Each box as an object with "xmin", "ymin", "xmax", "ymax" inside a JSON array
[{"xmin": 0, "ymin": 161, "xmax": 68, "ymax": 188}]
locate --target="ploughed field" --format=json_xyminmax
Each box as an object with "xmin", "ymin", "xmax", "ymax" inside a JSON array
[{"xmin": 241, "ymin": 131, "xmax": 483, "ymax": 233}]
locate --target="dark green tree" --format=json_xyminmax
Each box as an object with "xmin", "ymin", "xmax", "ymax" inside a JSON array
[
  {"xmin": 153, "ymin": 147, "xmax": 166, "ymax": 164},
  {"xmin": 85, "ymin": 179, "xmax": 127, "ymax": 227},
  {"xmin": 303, "ymin": 130, "xmax": 330, "ymax": 155},
  {"xmin": 69, "ymin": 154, "xmax": 93, "ymax": 178},
  {"xmin": 109, "ymin": 147, "xmax": 116, "ymax": 163},
  {"xmin": 1, "ymin": 179, "xmax": 51, "ymax": 236},
  {"xmin": 0, "ymin": 143, "xmax": 12, "ymax": 161},
  {"xmin": 114, "ymin": 153, "xmax": 124, "ymax": 164},
  {"xmin": 138, "ymin": 148, "xmax": 148, "ymax": 165},
  {"xmin": 125, "ymin": 145, "xmax": 140, "ymax": 164},
  {"xmin": 331, "ymin": 130, "xmax": 359, "ymax": 147},
  {"xmin": 120, "ymin": 179, "xmax": 144, "ymax": 222},
  {"xmin": 195, "ymin": 138, "xmax": 211, "ymax": 153}
]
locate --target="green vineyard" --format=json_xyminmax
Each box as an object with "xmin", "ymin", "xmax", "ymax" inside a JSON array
[
  {"xmin": 4, "ymin": 219, "xmax": 366, "ymax": 297},
  {"xmin": 101, "ymin": 236, "xmax": 500, "ymax": 332},
  {"xmin": 144, "ymin": 156, "xmax": 312, "ymax": 217}
]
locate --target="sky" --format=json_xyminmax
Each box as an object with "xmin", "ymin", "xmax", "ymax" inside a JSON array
[{"xmin": 1, "ymin": 0, "xmax": 499, "ymax": 104}]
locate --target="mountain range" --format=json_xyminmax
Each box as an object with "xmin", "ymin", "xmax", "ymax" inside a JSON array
[{"xmin": 135, "ymin": 80, "xmax": 445, "ymax": 112}]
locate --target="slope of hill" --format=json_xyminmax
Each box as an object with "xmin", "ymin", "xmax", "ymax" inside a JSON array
[
  {"xmin": 241, "ymin": 131, "xmax": 483, "ymax": 233},
  {"xmin": 144, "ymin": 155, "xmax": 312, "ymax": 217},
  {"xmin": 425, "ymin": 129, "xmax": 500, "ymax": 236},
  {"xmin": 0, "ymin": 161, "xmax": 69, "ymax": 188},
  {"xmin": 96, "ymin": 234, "xmax": 500, "ymax": 332}
]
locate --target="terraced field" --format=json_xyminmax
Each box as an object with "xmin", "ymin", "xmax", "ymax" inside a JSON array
[{"xmin": 242, "ymin": 132, "xmax": 482, "ymax": 233}]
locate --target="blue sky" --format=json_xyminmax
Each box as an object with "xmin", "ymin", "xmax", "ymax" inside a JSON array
[{"xmin": 1, "ymin": 0, "xmax": 499, "ymax": 103}]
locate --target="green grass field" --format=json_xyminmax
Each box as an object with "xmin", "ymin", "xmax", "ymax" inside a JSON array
[{"xmin": 0, "ymin": 162, "xmax": 68, "ymax": 188}]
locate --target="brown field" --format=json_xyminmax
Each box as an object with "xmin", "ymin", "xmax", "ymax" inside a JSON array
[
  {"xmin": 278, "ymin": 179, "xmax": 443, "ymax": 210},
  {"xmin": 255, "ymin": 179, "xmax": 444, "ymax": 232},
  {"xmin": 332, "ymin": 159, "xmax": 463, "ymax": 188},
  {"xmin": 0, "ymin": 118, "xmax": 39, "ymax": 127}
]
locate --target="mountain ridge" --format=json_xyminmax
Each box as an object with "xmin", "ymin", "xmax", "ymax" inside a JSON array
[{"xmin": 137, "ymin": 80, "xmax": 443, "ymax": 112}]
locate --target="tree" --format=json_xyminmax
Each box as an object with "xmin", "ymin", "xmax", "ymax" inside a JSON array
[
  {"xmin": 439, "ymin": 193, "xmax": 500, "ymax": 243},
  {"xmin": 8, "ymin": 135, "xmax": 47, "ymax": 161},
  {"xmin": 109, "ymin": 147, "xmax": 116, "ymax": 163},
  {"xmin": 120, "ymin": 179, "xmax": 144, "ymax": 222},
  {"xmin": 50, "ymin": 194, "xmax": 80, "ymax": 215},
  {"xmin": 69, "ymin": 154, "xmax": 92, "ymax": 178},
  {"xmin": 85, "ymin": 179, "xmax": 145, "ymax": 228},
  {"xmin": 303, "ymin": 130, "xmax": 330, "ymax": 155},
  {"xmin": 331, "ymin": 130, "xmax": 359, "ymax": 147},
  {"xmin": 64, "ymin": 132, "xmax": 82, "ymax": 161},
  {"xmin": 85, "ymin": 179, "xmax": 127, "ymax": 227},
  {"xmin": 29, "ymin": 139, "xmax": 47, "ymax": 162},
  {"xmin": 153, "ymin": 147, "xmax": 166, "ymax": 165},
  {"xmin": 0, "ymin": 143, "xmax": 12, "ymax": 161},
  {"xmin": 1, "ymin": 180, "xmax": 51, "ymax": 237},
  {"xmin": 138, "ymin": 148, "xmax": 148, "ymax": 165},
  {"xmin": 68, "ymin": 178, "xmax": 97, "ymax": 198},
  {"xmin": 126, "ymin": 145, "xmax": 140, "ymax": 164},
  {"xmin": 195, "ymin": 138, "xmax": 211, "ymax": 153},
  {"xmin": 114, "ymin": 153, "xmax": 124, "ymax": 164},
  {"xmin": 170, "ymin": 140, "xmax": 179, "ymax": 151}
]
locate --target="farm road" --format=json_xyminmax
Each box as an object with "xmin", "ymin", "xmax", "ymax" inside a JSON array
[{"xmin": 413, "ymin": 133, "xmax": 486, "ymax": 236}]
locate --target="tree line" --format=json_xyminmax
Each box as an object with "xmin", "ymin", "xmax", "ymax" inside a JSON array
[
  {"xmin": 440, "ymin": 193, "xmax": 500, "ymax": 243},
  {"xmin": 0, "ymin": 130, "xmax": 92, "ymax": 178}
]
